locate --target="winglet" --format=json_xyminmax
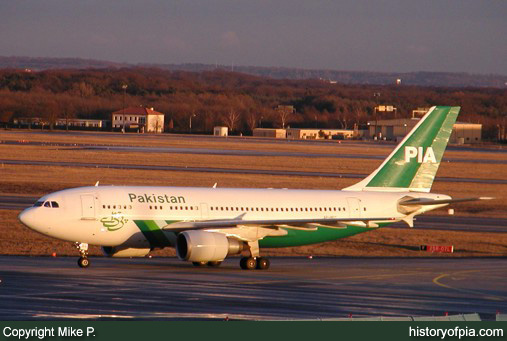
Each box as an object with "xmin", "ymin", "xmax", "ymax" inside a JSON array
[{"xmin": 94, "ymin": 181, "xmax": 100, "ymax": 187}]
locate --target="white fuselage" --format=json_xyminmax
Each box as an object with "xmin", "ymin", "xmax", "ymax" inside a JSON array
[{"xmin": 19, "ymin": 185, "xmax": 448, "ymax": 249}]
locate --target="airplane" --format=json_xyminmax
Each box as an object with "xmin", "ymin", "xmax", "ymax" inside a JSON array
[{"xmin": 18, "ymin": 106, "xmax": 490, "ymax": 270}]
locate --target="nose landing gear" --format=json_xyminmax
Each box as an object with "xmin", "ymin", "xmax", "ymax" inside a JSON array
[{"xmin": 75, "ymin": 242, "xmax": 90, "ymax": 268}]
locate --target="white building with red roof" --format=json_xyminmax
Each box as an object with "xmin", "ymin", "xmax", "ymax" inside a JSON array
[{"xmin": 111, "ymin": 107, "xmax": 164, "ymax": 133}]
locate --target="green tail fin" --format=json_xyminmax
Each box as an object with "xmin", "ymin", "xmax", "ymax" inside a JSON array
[{"xmin": 344, "ymin": 106, "xmax": 460, "ymax": 193}]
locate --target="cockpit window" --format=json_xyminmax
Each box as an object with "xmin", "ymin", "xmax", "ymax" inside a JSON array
[{"xmin": 35, "ymin": 200, "xmax": 60, "ymax": 208}]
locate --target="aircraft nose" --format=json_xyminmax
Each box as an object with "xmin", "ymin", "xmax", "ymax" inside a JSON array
[{"xmin": 18, "ymin": 208, "xmax": 39, "ymax": 231}]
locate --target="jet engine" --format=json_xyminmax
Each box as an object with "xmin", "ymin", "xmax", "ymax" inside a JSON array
[
  {"xmin": 102, "ymin": 246, "xmax": 151, "ymax": 258},
  {"xmin": 176, "ymin": 231, "xmax": 244, "ymax": 262}
]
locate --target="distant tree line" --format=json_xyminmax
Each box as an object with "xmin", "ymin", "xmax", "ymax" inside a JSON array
[{"xmin": 0, "ymin": 67, "xmax": 505, "ymax": 140}]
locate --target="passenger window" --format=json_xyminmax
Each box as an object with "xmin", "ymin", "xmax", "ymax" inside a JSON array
[{"xmin": 51, "ymin": 201, "xmax": 59, "ymax": 208}]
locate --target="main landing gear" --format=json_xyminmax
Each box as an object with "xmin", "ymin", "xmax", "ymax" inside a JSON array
[
  {"xmin": 75, "ymin": 242, "xmax": 90, "ymax": 268},
  {"xmin": 239, "ymin": 256, "xmax": 270, "ymax": 270},
  {"xmin": 239, "ymin": 241, "xmax": 270, "ymax": 270}
]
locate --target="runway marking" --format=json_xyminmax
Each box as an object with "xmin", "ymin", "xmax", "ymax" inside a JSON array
[
  {"xmin": 237, "ymin": 271, "xmax": 436, "ymax": 285},
  {"xmin": 432, "ymin": 270, "xmax": 505, "ymax": 302}
]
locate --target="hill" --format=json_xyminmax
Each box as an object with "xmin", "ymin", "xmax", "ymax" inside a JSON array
[{"xmin": 1, "ymin": 56, "xmax": 506, "ymax": 88}]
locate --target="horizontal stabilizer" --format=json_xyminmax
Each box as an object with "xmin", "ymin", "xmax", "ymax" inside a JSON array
[{"xmin": 399, "ymin": 197, "xmax": 493, "ymax": 206}]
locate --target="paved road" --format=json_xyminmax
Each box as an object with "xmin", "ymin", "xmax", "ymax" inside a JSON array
[
  {"xmin": 1, "ymin": 139, "xmax": 506, "ymax": 164},
  {"xmin": 0, "ymin": 195, "xmax": 38, "ymax": 210},
  {"xmin": 2, "ymin": 130, "xmax": 507, "ymax": 154},
  {"xmin": 0, "ymin": 256, "xmax": 505, "ymax": 320},
  {"xmin": 2, "ymin": 159, "xmax": 505, "ymax": 184}
]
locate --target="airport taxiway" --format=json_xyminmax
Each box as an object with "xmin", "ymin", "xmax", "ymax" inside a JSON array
[
  {"xmin": 0, "ymin": 256, "xmax": 506, "ymax": 320},
  {"xmin": 2, "ymin": 139, "xmax": 507, "ymax": 164},
  {"xmin": 1, "ymin": 159, "xmax": 505, "ymax": 184}
]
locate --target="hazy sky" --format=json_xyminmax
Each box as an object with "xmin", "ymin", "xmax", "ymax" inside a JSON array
[{"xmin": 0, "ymin": 1, "xmax": 506, "ymax": 74}]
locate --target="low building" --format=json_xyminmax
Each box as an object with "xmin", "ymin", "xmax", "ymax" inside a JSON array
[
  {"xmin": 55, "ymin": 118, "xmax": 104, "ymax": 128},
  {"xmin": 13, "ymin": 117, "xmax": 105, "ymax": 129},
  {"xmin": 213, "ymin": 126, "xmax": 228, "ymax": 136},
  {"xmin": 13, "ymin": 117, "xmax": 47, "ymax": 126},
  {"xmin": 451, "ymin": 122, "xmax": 482, "ymax": 144},
  {"xmin": 111, "ymin": 107, "xmax": 164, "ymax": 133},
  {"xmin": 286, "ymin": 128, "xmax": 356, "ymax": 140},
  {"xmin": 367, "ymin": 118, "xmax": 482, "ymax": 144},
  {"xmin": 253, "ymin": 128, "xmax": 286, "ymax": 138}
]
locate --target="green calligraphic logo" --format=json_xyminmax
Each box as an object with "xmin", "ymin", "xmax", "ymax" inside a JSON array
[{"xmin": 100, "ymin": 212, "xmax": 128, "ymax": 231}]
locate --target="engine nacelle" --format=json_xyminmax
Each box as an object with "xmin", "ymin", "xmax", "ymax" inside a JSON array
[
  {"xmin": 102, "ymin": 246, "xmax": 151, "ymax": 258},
  {"xmin": 176, "ymin": 231, "xmax": 244, "ymax": 262}
]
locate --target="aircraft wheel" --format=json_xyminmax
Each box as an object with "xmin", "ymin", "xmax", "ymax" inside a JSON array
[
  {"xmin": 78, "ymin": 257, "xmax": 90, "ymax": 268},
  {"xmin": 256, "ymin": 257, "xmax": 270, "ymax": 270},
  {"xmin": 207, "ymin": 261, "xmax": 222, "ymax": 267},
  {"xmin": 192, "ymin": 261, "xmax": 208, "ymax": 267},
  {"xmin": 240, "ymin": 257, "xmax": 257, "ymax": 270}
]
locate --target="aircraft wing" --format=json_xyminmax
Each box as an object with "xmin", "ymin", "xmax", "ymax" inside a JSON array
[{"xmin": 161, "ymin": 216, "xmax": 397, "ymax": 231}]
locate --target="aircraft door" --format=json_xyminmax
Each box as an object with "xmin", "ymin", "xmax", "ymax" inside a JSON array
[
  {"xmin": 200, "ymin": 203, "xmax": 209, "ymax": 219},
  {"xmin": 81, "ymin": 194, "xmax": 96, "ymax": 220},
  {"xmin": 346, "ymin": 197, "xmax": 362, "ymax": 218}
]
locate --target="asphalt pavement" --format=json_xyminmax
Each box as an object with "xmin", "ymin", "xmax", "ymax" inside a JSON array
[{"xmin": 0, "ymin": 256, "xmax": 505, "ymax": 320}]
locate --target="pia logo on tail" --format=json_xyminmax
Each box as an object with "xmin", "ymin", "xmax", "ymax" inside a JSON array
[{"xmin": 404, "ymin": 146, "xmax": 437, "ymax": 163}]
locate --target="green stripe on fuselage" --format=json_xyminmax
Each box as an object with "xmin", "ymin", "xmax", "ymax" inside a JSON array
[
  {"xmin": 134, "ymin": 220, "xmax": 172, "ymax": 248},
  {"xmin": 259, "ymin": 225, "xmax": 382, "ymax": 248}
]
